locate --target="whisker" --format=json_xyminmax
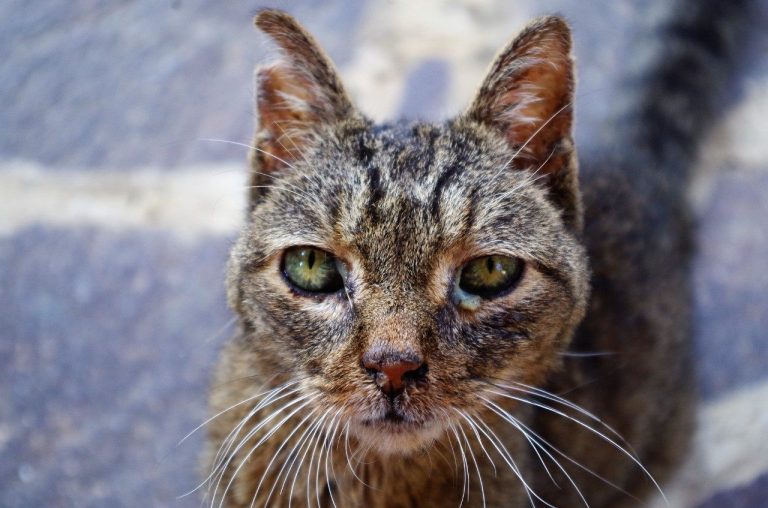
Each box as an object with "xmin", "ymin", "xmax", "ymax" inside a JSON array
[
  {"xmin": 242, "ymin": 184, "xmax": 318, "ymax": 203},
  {"xmin": 469, "ymin": 397, "xmax": 556, "ymax": 489},
  {"xmin": 180, "ymin": 383, "xmax": 300, "ymax": 499},
  {"xmin": 199, "ymin": 138, "xmax": 298, "ymax": 171},
  {"xmin": 213, "ymin": 394, "xmax": 319, "ymax": 508},
  {"xmin": 208, "ymin": 386, "xmax": 305, "ymax": 486},
  {"xmin": 482, "ymin": 399, "xmax": 591, "ymax": 507},
  {"xmin": 502, "ymin": 143, "xmax": 558, "ymax": 195},
  {"xmin": 491, "ymin": 380, "xmax": 634, "ymax": 453},
  {"xmin": 509, "ymin": 409, "xmax": 639, "ymax": 503},
  {"xmin": 179, "ymin": 380, "xmax": 299, "ymax": 447},
  {"xmin": 214, "ymin": 395, "xmax": 313, "ymax": 506},
  {"xmin": 204, "ymin": 316, "xmax": 238, "ymax": 344},
  {"xmin": 307, "ymin": 408, "xmax": 332, "ymax": 508},
  {"xmin": 342, "ymin": 283, "xmax": 355, "ymax": 312},
  {"xmin": 261, "ymin": 414, "xmax": 321, "ymax": 507},
  {"xmin": 322, "ymin": 409, "xmax": 344, "ymax": 508},
  {"xmin": 272, "ymin": 119, "xmax": 313, "ymax": 167},
  {"xmin": 510, "ymin": 101, "xmax": 573, "ymax": 164},
  {"xmin": 457, "ymin": 416, "xmax": 487, "ymax": 508},
  {"xmin": 447, "ymin": 422, "xmax": 470, "ymax": 507},
  {"xmin": 463, "ymin": 410, "xmax": 549, "ymax": 508},
  {"xmin": 275, "ymin": 408, "xmax": 328, "ymax": 501},
  {"xmin": 343, "ymin": 422, "xmax": 372, "ymax": 488},
  {"xmin": 456, "ymin": 411, "xmax": 497, "ymax": 476},
  {"xmin": 445, "ymin": 430, "xmax": 460, "ymax": 476},
  {"xmin": 483, "ymin": 388, "xmax": 668, "ymax": 505},
  {"xmin": 559, "ymin": 351, "xmax": 617, "ymax": 358},
  {"xmin": 248, "ymin": 406, "xmax": 320, "ymax": 507},
  {"xmin": 287, "ymin": 410, "xmax": 329, "ymax": 508}
]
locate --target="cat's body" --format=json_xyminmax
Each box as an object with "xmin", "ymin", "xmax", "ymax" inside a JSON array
[{"xmin": 205, "ymin": 1, "xmax": 746, "ymax": 506}]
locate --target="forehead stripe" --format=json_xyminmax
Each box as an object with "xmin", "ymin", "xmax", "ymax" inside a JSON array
[{"xmin": 430, "ymin": 162, "xmax": 463, "ymax": 218}]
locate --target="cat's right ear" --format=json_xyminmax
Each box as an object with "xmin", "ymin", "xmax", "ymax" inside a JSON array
[
  {"xmin": 464, "ymin": 17, "xmax": 581, "ymax": 228},
  {"xmin": 251, "ymin": 10, "xmax": 356, "ymax": 176}
]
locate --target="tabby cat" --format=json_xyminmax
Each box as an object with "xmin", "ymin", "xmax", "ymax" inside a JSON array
[{"xmin": 204, "ymin": 0, "xmax": 746, "ymax": 506}]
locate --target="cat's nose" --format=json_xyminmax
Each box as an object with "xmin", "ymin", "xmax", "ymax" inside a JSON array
[{"xmin": 362, "ymin": 348, "xmax": 428, "ymax": 396}]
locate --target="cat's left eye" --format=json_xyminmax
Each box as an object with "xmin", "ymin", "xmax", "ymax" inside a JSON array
[
  {"xmin": 454, "ymin": 255, "xmax": 523, "ymax": 306},
  {"xmin": 282, "ymin": 247, "xmax": 344, "ymax": 294}
]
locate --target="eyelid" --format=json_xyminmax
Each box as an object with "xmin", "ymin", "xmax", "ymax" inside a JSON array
[
  {"xmin": 281, "ymin": 246, "xmax": 347, "ymax": 297},
  {"xmin": 453, "ymin": 255, "xmax": 525, "ymax": 306}
]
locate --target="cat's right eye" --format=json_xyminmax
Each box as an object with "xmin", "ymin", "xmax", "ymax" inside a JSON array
[
  {"xmin": 453, "ymin": 255, "xmax": 523, "ymax": 309},
  {"xmin": 282, "ymin": 247, "xmax": 344, "ymax": 294}
]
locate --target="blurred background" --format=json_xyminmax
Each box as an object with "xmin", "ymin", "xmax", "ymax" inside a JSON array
[{"xmin": 1, "ymin": 0, "xmax": 767, "ymax": 506}]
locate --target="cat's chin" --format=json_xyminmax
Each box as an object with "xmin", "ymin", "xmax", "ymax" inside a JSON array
[{"xmin": 351, "ymin": 415, "xmax": 447, "ymax": 456}]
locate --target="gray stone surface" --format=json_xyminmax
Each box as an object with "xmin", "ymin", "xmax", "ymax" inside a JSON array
[
  {"xmin": 696, "ymin": 472, "xmax": 768, "ymax": 508},
  {"xmin": 0, "ymin": 226, "xmax": 232, "ymax": 507},
  {"xmin": 0, "ymin": 0, "xmax": 366, "ymax": 169},
  {"xmin": 694, "ymin": 170, "xmax": 768, "ymax": 399}
]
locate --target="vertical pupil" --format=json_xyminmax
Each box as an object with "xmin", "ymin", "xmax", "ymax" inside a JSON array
[
  {"xmin": 307, "ymin": 250, "xmax": 316, "ymax": 270},
  {"xmin": 486, "ymin": 257, "xmax": 494, "ymax": 274}
]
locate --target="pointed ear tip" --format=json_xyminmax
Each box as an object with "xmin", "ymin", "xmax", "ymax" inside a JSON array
[
  {"xmin": 539, "ymin": 15, "xmax": 570, "ymax": 29},
  {"xmin": 540, "ymin": 15, "xmax": 573, "ymax": 39},
  {"xmin": 253, "ymin": 8, "xmax": 297, "ymax": 33}
]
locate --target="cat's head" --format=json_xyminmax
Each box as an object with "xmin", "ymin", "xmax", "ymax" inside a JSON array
[{"xmin": 227, "ymin": 10, "xmax": 589, "ymax": 454}]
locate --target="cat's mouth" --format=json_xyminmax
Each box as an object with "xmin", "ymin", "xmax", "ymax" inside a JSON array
[
  {"xmin": 350, "ymin": 406, "xmax": 449, "ymax": 455},
  {"xmin": 361, "ymin": 409, "xmax": 419, "ymax": 430}
]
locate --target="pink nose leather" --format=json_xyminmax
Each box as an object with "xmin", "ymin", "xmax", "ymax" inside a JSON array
[{"xmin": 366, "ymin": 360, "xmax": 422, "ymax": 394}]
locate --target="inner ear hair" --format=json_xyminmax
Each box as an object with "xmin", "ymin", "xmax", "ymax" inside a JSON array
[
  {"xmin": 465, "ymin": 16, "xmax": 581, "ymax": 229},
  {"xmin": 254, "ymin": 9, "xmax": 354, "ymax": 119},
  {"xmin": 466, "ymin": 16, "xmax": 574, "ymax": 169},
  {"xmin": 248, "ymin": 9, "xmax": 358, "ymax": 192}
]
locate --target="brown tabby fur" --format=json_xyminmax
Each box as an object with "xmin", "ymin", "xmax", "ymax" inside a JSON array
[{"xmin": 205, "ymin": 2, "xmax": 746, "ymax": 506}]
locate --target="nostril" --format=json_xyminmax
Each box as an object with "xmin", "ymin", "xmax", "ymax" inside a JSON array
[
  {"xmin": 361, "ymin": 346, "xmax": 427, "ymax": 395},
  {"xmin": 402, "ymin": 362, "xmax": 429, "ymax": 383},
  {"xmin": 362, "ymin": 359, "xmax": 428, "ymax": 395}
]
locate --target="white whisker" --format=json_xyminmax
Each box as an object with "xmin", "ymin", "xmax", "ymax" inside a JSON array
[
  {"xmin": 307, "ymin": 408, "xmax": 333, "ymax": 508},
  {"xmin": 482, "ymin": 399, "xmax": 592, "ymax": 507},
  {"xmin": 510, "ymin": 409, "xmax": 638, "ymax": 504},
  {"xmin": 502, "ymin": 380, "xmax": 628, "ymax": 444},
  {"xmin": 322, "ymin": 410, "xmax": 344, "ymax": 508},
  {"xmin": 457, "ymin": 411, "xmax": 497, "ymax": 476},
  {"xmin": 199, "ymin": 138, "xmax": 298, "ymax": 171},
  {"xmin": 180, "ymin": 382, "xmax": 299, "ymax": 500},
  {"xmin": 180, "ymin": 380, "xmax": 299, "ymax": 448},
  {"xmin": 448, "ymin": 422, "xmax": 470, "ymax": 507},
  {"xmin": 457, "ymin": 416, "xmax": 487, "ymax": 508},
  {"xmin": 559, "ymin": 351, "xmax": 617, "ymax": 358},
  {"xmin": 214, "ymin": 394, "xmax": 319, "ymax": 508},
  {"xmin": 208, "ymin": 386, "xmax": 305, "ymax": 489},
  {"xmin": 483, "ymin": 389, "xmax": 668, "ymax": 505},
  {"xmin": 288, "ymin": 410, "xmax": 329, "ymax": 508},
  {"xmin": 466, "ymin": 409, "xmax": 552, "ymax": 508},
  {"xmin": 248, "ymin": 406, "xmax": 320, "ymax": 507},
  {"xmin": 261, "ymin": 413, "xmax": 320, "ymax": 507}
]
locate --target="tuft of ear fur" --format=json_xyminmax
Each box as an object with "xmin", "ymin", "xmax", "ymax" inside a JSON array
[
  {"xmin": 466, "ymin": 16, "xmax": 581, "ymax": 228},
  {"xmin": 250, "ymin": 10, "xmax": 357, "ymax": 194}
]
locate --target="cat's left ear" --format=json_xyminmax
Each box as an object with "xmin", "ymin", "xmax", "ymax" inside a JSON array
[
  {"xmin": 251, "ymin": 10, "xmax": 357, "ymax": 176},
  {"xmin": 466, "ymin": 17, "xmax": 580, "ymax": 228}
]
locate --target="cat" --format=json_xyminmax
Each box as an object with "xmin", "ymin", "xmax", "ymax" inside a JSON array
[{"xmin": 204, "ymin": 0, "xmax": 746, "ymax": 506}]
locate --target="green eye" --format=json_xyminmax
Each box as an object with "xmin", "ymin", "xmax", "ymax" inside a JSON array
[
  {"xmin": 456, "ymin": 255, "xmax": 522, "ymax": 302},
  {"xmin": 282, "ymin": 247, "xmax": 344, "ymax": 294}
]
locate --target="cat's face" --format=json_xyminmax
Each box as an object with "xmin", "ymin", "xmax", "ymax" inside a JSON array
[{"xmin": 228, "ymin": 11, "xmax": 588, "ymax": 454}]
